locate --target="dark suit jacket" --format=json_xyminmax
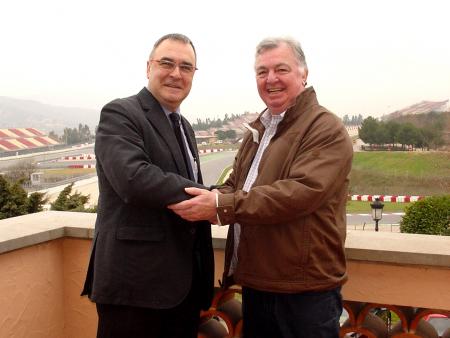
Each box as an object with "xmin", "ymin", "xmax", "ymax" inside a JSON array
[{"xmin": 81, "ymin": 87, "xmax": 214, "ymax": 310}]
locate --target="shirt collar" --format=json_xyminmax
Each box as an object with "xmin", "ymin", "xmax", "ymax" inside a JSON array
[
  {"xmin": 162, "ymin": 106, "xmax": 181, "ymax": 120},
  {"xmin": 260, "ymin": 109, "xmax": 285, "ymax": 128}
]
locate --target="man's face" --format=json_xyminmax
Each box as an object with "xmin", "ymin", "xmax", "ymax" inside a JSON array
[
  {"xmin": 255, "ymin": 42, "xmax": 307, "ymax": 114},
  {"xmin": 147, "ymin": 39, "xmax": 196, "ymax": 112}
]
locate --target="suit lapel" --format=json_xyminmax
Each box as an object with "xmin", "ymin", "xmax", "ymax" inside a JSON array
[{"xmin": 136, "ymin": 88, "xmax": 190, "ymax": 178}]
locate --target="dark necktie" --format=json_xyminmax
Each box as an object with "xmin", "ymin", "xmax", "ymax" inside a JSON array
[{"xmin": 169, "ymin": 113, "xmax": 194, "ymax": 180}]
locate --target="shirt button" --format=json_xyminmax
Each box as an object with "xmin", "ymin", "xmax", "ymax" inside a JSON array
[{"xmin": 190, "ymin": 228, "xmax": 196, "ymax": 235}]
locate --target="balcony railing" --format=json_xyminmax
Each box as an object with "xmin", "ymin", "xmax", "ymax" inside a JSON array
[{"xmin": 0, "ymin": 211, "xmax": 449, "ymax": 337}]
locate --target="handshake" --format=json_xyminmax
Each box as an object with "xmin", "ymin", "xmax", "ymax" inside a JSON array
[{"xmin": 168, "ymin": 187, "xmax": 220, "ymax": 224}]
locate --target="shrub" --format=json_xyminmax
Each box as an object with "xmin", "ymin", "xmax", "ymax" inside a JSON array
[
  {"xmin": 50, "ymin": 182, "xmax": 95, "ymax": 212},
  {"xmin": 26, "ymin": 192, "xmax": 48, "ymax": 213},
  {"xmin": 400, "ymin": 195, "xmax": 450, "ymax": 235},
  {"xmin": 0, "ymin": 175, "xmax": 47, "ymax": 220}
]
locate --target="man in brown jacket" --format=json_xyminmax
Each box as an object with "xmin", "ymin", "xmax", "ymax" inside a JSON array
[{"xmin": 169, "ymin": 37, "xmax": 353, "ymax": 338}]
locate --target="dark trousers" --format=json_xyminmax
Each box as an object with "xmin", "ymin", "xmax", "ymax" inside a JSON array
[
  {"xmin": 242, "ymin": 286, "xmax": 342, "ymax": 338},
  {"xmin": 96, "ymin": 286, "xmax": 200, "ymax": 338},
  {"xmin": 96, "ymin": 258, "xmax": 201, "ymax": 338}
]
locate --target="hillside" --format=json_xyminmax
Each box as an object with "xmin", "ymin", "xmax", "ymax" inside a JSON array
[
  {"xmin": 0, "ymin": 96, "xmax": 99, "ymax": 133},
  {"xmin": 382, "ymin": 99, "xmax": 449, "ymax": 120}
]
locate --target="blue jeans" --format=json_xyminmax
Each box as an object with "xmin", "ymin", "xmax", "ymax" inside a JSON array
[{"xmin": 242, "ymin": 286, "xmax": 342, "ymax": 338}]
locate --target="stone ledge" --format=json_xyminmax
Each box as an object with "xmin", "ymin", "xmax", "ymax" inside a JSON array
[
  {"xmin": 1, "ymin": 211, "xmax": 449, "ymax": 268},
  {"xmin": 0, "ymin": 211, "xmax": 95, "ymax": 254},
  {"xmin": 345, "ymin": 230, "xmax": 450, "ymax": 267}
]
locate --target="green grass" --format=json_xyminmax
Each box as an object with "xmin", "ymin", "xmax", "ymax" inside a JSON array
[
  {"xmin": 352, "ymin": 152, "xmax": 450, "ymax": 177},
  {"xmin": 350, "ymin": 152, "xmax": 450, "ymax": 196},
  {"xmin": 216, "ymin": 165, "xmax": 233, "ymax": 185}
]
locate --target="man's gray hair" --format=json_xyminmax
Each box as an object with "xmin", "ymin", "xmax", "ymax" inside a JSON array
[
  {"xmin": 256, "ymin": 37, "xmax": 307, "ymax": 70},
  {"xmin": 150, "ymin": 33, "xmax": 197, "ymax": 60}
]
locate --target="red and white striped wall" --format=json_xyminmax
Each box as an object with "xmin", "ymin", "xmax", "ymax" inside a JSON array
[
  {"xmin": 349, "ymin": 194, "xmax": 425, "ymax": 203},
  {"xmin": 59, "ymin": 154, "xmax": 96, "ymax": 161},
  {"xmin": 199, "ymin": 148, "xmax": 225, "ymax": 154},
  {"xmin": 67, "ymin": 164, "xmax": 96, "ymax": 169}
]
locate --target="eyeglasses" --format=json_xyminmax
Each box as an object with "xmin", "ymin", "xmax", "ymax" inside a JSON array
[{"xmin": 151, "ymin": 59, "xmax": 197, "ymax": 74}]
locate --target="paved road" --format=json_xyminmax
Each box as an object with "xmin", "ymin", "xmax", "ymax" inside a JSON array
[
  {"xmin": 346, "ymin": 212, "xmax": 404, "ymax": 226},
  {"xmin": 37, "ymin": 159, "xmax": 96, "ymax": 169},
  {"xmin": 199, "ymin": 151, "xmax": 236, "ymax": 186}
]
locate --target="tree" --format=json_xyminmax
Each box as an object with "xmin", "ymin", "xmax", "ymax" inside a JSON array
[
  {"xmin": 0, "ymin": 175, "xmax": 10, "ymax": 208},
  {"xmin": 384, "ymin": 110, "xmax": 448, "ymax": 150},
  {"xmin": 78, "ymin": 123, "xmax": 93, "ymax": 143},
  {"xmin": 342, "ymin": 114, "xmax": 350, "ymax": 125},
  {"xmin": 192, "ymin": 113, "xmax": 244, "ymax": 131},
  {"xmin": 359, "ymin": 117, "xmax": 380, "ymax": 146},
  {"xmin": 420, "ymin": 121, "xmax": 445, "ymax": 150},
  {"xmin": 50, "ymin": 183, "xmax": 92, "ymax": 212},
  {"xmin": 397, "ymin": 123, "xmax": 419, "ymax": 150},
  {"xmin": 342, "ymin": 114, "xmax": 364, "ymax": 126},
  {"xmin": 224, "ymin": 130, "xmax": 237, "ymax": 140},
  {"xmin": 0, "ymin": 179, "xmax": 28, "ymax": 219},
  {"xmin": 373, "ymin": 122, "xmax": 389, "ymax": 146},
  {"xmin": 4, "ymin": 160, "xmax": 36, "ymax": 183},
  {"xmin": 215, "ymin": 130, "xmax": 227, "ymax": 140},
  {"xmin": 0, "ymin": 175, "xmax": 47, "ymax": 220},
  {"xmin": 61, "ymin": 124, "xmax": 93, "ymax": 145},
  {"xmin": 48, "ymin": 130, "xmax": 59, "ymax": 142},
  {"xmin": 385, "ymin": 121, "xmax": 400, "ymax": 147},
  {"xmin": 26, "ymin": 192, "xmax": 48, "ymax": 213},
  {"xmin": 357, "ymin": 114, "xmax": 364, "ymax": 125},
  {"xmin": 62, "ymin": 127, "xmax": 77, "ymax": 144}
]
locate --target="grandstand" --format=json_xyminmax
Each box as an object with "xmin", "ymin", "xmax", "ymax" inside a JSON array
[{"xmin": 0, "ymin": 128, "xmax": 59, "ymax": 152}]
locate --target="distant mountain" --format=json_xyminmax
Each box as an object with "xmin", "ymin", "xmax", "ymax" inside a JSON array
[
  {"xmin": 382, "ymin": 99, "xmax": 449, "ymax": 121},
  {"xmin": 0, "ymin": 96, "xmax": 99, "ymax": 134}
]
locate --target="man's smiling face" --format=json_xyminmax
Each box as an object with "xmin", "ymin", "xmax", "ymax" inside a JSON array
[
  {"xmin": 255, "ymin": 42, "xmax": 307, "ymax": 114},
  {"xmin": 147, "ymin": 39, "xmax": 196, "ymax": 112}
]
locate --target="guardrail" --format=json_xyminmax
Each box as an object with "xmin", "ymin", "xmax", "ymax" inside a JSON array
[{"xmin": 25, "ymin": 172, "xmax": 98, "ymax": 192}]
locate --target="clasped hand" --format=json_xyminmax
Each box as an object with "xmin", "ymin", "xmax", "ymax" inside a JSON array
[{"xmin": 168, "ymin": 187, "xmax": 219, "ymax": 224}]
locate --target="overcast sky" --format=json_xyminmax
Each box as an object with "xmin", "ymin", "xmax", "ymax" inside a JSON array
[{"xmin": 1, "ymin": 0, "xmax": 449, "ymax": 123}]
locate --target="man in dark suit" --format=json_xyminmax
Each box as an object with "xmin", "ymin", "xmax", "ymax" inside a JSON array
[{"xmin": 81, "ymin": 33, "xmax": 214, "ymax": 338}]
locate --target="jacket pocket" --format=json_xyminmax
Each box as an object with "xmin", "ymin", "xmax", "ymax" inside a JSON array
[{"xmin": 116, "ymin": 226, "xmax": 165, "ymax": 241}]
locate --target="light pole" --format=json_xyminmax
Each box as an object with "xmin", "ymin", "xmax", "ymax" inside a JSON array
[{"xmin": 370, "ymin": 197, "xmax": 384, "ymax": 231}]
